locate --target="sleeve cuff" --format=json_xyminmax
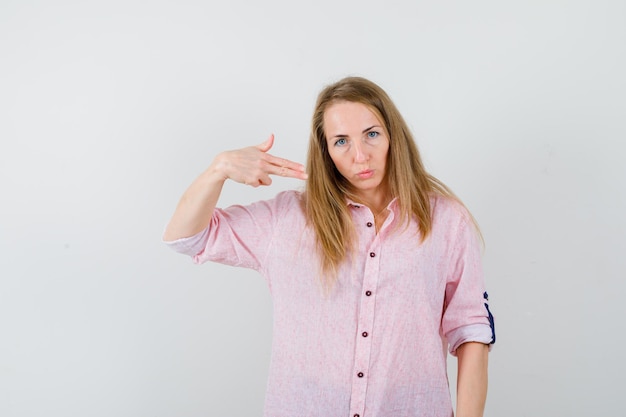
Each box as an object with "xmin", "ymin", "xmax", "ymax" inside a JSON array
[
  {"xmin": 447, "ymin": 323, "xmax": 494, "ymax": 356},
  {"xmin": 162, "ymin": 228, "xmax": 209, "ymax": 257}
]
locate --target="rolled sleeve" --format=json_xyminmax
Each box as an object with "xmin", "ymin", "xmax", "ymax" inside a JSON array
[
  {"xmin": 162, "ymin": 191, "xmax": 298, "ymax": 272},
  {"xmin": 441, "ymin": 216, "xmax": 496, "ymax": 356},
  {"xmin": 162, "ymin": 228, "xmax": 209, "ymax": 257}
]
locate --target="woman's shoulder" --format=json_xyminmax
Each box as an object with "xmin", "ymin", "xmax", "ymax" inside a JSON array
[
  {"xmin": 221, "ymin": 189, "xmax": 304, "ymax": 218},
  {"xmin": 272, "ymin": 189, "xmax": 305, "ymax": 206},
  {"xmin": 428, "ymin": 192, "xmax": 473, "ymax": 226},
  {"xmin": 257, "ymin": 189, "xmax": 306, "ymax": 218}
]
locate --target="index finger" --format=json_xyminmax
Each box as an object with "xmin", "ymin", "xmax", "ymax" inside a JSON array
[
  {"xmin": 265, "ymin": 153, "xmax": 306, "ymax": 173},
  {"xmin": 265, "ymin": 154, "xmax": 308, "ymax": 180}
]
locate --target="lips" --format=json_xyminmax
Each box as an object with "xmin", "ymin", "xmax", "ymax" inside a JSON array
[{"xmin": 356, "ymin": 169, "xmax": 375, "ymax": 179}]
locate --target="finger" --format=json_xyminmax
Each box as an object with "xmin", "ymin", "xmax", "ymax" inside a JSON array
[
  {"xmin": 255, "ymin": 133, "xmax": 274, "ymax": 153},
  {"xmin": 265, "ymin": 153, "xmax": 306, "ymax": 173},
  {"xmin": 243, "ymin": 169, "xmax": 274, "ymax": 187},
  {"xmin": 254, "ymin": 175, "xmax": 272, "ymax": 187},
  {"xmin": 271, "ymin": 165, "xmax": 309, "ymax": 180}
]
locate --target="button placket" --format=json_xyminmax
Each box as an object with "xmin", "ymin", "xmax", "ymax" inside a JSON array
[{"xmin": 349, "ymin": 238, "xmax": 382, "ymax": 417}]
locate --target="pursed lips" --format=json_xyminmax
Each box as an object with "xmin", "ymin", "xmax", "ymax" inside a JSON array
[{"xmin": 356, "ymin": 169, "xmax": 375, "ymax": 179}]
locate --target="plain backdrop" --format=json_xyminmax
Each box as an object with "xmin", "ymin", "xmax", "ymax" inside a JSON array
[{"xmin": 1, "ymin": 0, "xmax": 625, "ymax": 416}]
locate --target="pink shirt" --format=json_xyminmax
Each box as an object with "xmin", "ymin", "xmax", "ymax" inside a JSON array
[{"xmin": 165, "ymin": 190, "xmax": 495, "ymax": 417}]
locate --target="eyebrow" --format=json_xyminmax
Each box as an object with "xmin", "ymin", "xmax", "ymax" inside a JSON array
[
  {"xmin": 363, "ymin": 125, "xmax": 380, "ymax": 133},
  {"xmin": 330, "ymin": 125, "xmax": 382, "ymax": 139}
]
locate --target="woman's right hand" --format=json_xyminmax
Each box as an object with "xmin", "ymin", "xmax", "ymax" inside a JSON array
[
  {"xmin": 214, "ymin": 134, "xmax": 308, "ymax": 186},
  {"xmin": 163, "ymin": 134, "xmax": 307, "ymax": 241}
]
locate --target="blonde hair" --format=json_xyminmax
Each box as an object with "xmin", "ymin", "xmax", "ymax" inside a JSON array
[{"xmin": 305, "ymin": 76, "xmax": 474, "ymax": 286}]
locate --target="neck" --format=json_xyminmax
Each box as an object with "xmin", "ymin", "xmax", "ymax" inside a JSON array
[{"xmin": 354, "ymin": 193, "xmax": 391, "ymax": 215}]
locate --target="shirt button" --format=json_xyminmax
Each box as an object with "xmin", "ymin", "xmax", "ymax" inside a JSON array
[
  {"xmin": 369, "ymin": 252, "xmax": 376, "ymax": 257},
  {"xmin": 357, "ymin": 372, "xmax": 364, "ymax": 378},
  {"xmin": 365, "ymin": 291, "xmax": 372, "ymax": 296},
  {"xmin": 362, "ymin": 331, "xmax": 368, "ymax": 337},
  {"xmin": 366, "ymin": 221, "xmax": 373, "ymax": 227},
  {"xmin": 354, "ymin": 415, "xmax": 360, "ymax": 417}
]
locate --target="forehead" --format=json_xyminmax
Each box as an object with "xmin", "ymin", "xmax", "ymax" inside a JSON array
[{"xmin": 323, "ymin": 101, "xmax": 383, "ymax": 134}]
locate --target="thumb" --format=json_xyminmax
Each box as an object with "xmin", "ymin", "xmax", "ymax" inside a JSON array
[{"xmin": 255, "ymin": 133, "xmax": 274, "ymax": 152}]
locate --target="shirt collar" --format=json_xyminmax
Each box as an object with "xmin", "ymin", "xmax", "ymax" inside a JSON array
[{"xmin": 346, "ymin": 197, "xmax": 399, "ymax": 212}]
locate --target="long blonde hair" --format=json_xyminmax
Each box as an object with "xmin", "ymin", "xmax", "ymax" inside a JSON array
[{"xmin": 305, "ymin": 76, "xmax": 473, "ymax": 285}]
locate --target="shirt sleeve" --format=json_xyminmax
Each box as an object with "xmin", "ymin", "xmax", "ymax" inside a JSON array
[
  {"xmin": 441, "ymin": 214, "xmax": 496, "ymax": 356},
  {"xmin": 163, "ymin": 191, "xmax": 294, "ymax": 272},
  {"xmin": 163, "ymin": 227, "xmax": 210, "ymax": 257}
]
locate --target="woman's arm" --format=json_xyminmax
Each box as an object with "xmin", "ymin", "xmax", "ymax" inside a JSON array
[
  {"xmin": 163, "ymin": 134, "xmax": 307, "ymax": 241},
  {"xmin": 456, "ymin": 341, "xmax": 489, "ymax": 417}
]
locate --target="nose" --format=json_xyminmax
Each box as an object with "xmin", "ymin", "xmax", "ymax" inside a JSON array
[{"xmin": 353, "ymin": 141, "xmax": 368, "ymax": 163}]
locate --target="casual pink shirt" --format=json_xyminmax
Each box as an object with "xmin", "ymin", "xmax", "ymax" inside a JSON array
[{"xmin": 165, "ymin": 190, "xmax": 494, "ymax": 417}]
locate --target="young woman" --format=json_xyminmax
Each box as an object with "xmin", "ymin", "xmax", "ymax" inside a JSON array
[{"xmin": 163, "ymin": 76, "xmax": 495, "ymax": 417}]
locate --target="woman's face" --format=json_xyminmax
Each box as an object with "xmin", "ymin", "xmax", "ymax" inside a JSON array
[{"xmin": 323, "ymin": 101, "xmax": 390, "ymax": 202}]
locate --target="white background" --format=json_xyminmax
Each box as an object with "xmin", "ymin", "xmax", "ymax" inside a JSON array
[{"xmin": 1, "ymin": 0, "xmax": 625, "ymax": 416}]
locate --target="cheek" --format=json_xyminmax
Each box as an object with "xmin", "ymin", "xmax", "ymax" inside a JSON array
[
  {"xmin": 381, "ymin": 144, "xmax": 390, "ymax": 162},
  {"xmin": 327, "ymin": 148, "xmax": 342, "ymax": 167},
  {"xmin": 328, "ymin": 152, "xmax": 350, "ymax": 175}
]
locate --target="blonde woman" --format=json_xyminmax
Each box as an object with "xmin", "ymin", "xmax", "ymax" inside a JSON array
[{"xmin": 163, "ymin": 77, "xmax": 495, "ymax": 417}]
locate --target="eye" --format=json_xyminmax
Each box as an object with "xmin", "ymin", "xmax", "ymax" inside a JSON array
[
  {"xmin": 334, "ymin": 138, "xmax": 347, "ymax": 146},
  {"xmin": 367, "ymin": 131, "xmax": 379, "ymax": 138}
]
